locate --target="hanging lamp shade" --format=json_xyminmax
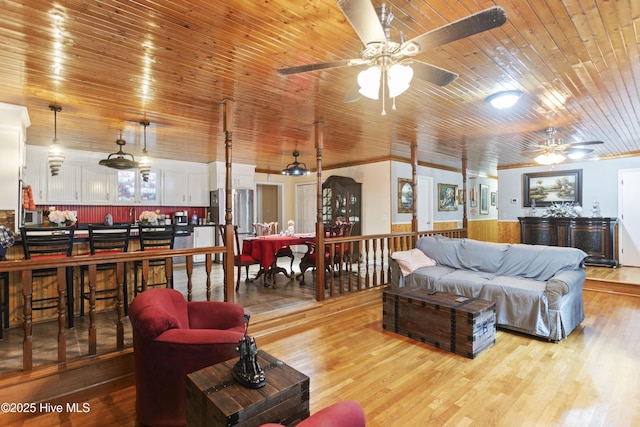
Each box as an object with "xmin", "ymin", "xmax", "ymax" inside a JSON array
[
  {"xmin": 47, "ymin": 105, "xmax": 65, "ymax": 176},
  {"xmin": 99, "ymin": 136, "xmax": 139, "ymax": 170},
  {"xmin": 281, "ymin": 150, "xmax": 310, "ymax": 176},
  {"xmin": 138, "ymin": 121, "xmax": 151, "ymax": 181}
]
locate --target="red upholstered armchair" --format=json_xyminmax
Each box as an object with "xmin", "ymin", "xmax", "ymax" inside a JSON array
[
  {"xmin": 261, "ymin": 400, "xmax": 365, "ymax": 427},
  {"xmin": 129, "ymin": 288, "xmax": 246, "ymax": 427}
]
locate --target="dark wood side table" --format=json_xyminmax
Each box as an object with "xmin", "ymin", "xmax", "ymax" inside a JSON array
[{"xmin": 186, "ymin": 350, "xmax": 310, "ymax": 427}]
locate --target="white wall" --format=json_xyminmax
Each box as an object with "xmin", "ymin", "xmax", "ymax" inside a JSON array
[{"xmin": 497, "ymin": 156, "xmax": 640, "ymax": 221}]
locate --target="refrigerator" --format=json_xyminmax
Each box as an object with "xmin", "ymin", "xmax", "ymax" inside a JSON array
[{"xmin": 210, "ymin": 188, "xmax": 255, "ymax": 250}]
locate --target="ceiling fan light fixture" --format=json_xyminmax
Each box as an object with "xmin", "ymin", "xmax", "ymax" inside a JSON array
[
  {"xmin": 387, "ymin": 63, "xmax": 413, "ymax": 98},
  {"xmin": 99, "ymin": 137, "xmax": 139, "ymax": 170},
  {"xmin": 486, "ymin": 90, "xmax": 523, "ymax": 109},
  {"xmin": 535, "ymin": 152, "xmax": 565, "ymax": 165},
  {"xmin": 281, "ymin": 150, "xmax": 310, "ymax": 176},
  {"xmin": 357, "ymin": 66, "xmax": 381, "ymax": 100},
  {"xmin": 47, "ymin": 105, "xmax": 65, "ymax": 176}
]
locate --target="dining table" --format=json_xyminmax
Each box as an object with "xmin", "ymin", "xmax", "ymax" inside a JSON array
[{"xmin": 242, "ymin": 234, "xmax": 315, "ymax": 286}]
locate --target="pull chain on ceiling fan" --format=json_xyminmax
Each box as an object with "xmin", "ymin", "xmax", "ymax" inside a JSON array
[{"xmin": 278, "ymin": 0, "xmax": 507, "ymax": 114}]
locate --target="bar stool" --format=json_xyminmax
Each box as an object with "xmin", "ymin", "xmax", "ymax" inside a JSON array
[
  {"xmin": 80, "ymin": 224, "xmax": 131, "ymax": 317},
  {"xmin": 134, "ymin": 224, "xmax": 176, "ymax": 295},
  {"xmin": 20, "ymin": 226, "xmax": 75, "ymax": 328}
]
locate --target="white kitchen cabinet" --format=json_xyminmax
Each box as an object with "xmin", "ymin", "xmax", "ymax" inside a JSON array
[
  {"xmin": 216, "ymin": 172, "xmax": 254, "ymax": 189},
  {"xmin": 163, "ymin": 171, "xmax": 208, "ymax": 206},
  {"xmin": 193, "ymin": 226, "xmax": 215, "ymax": 263},
  {"xmin": 116, "ymin": 169, "xmax": 159, "ymax": 205},
  {"xmin": 47, "ymin": 163, "xmax": 82, "ymax": 204},
  {"xmin": 22, "ymin": 162, "xmax": 47, "ymax": 205},
  {"xmin": 187, "ymin": 173, "xmax": 208, "ymax": 206},
  {"xmin": 82, "ymin": 166, "xmax": 115, "ymax": 204},
  {"xmin": 162, "ymin": 170, "xmax": 188, "ymax": 205}
]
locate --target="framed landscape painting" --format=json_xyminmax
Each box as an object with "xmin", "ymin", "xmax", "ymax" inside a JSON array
[
  {"xmin": 523, "ymin": 169, "xmax": 583, "ymax": 207},
  {"xmin": 438, "ymin": 183, "xmax": 458, "ymax": 211}
]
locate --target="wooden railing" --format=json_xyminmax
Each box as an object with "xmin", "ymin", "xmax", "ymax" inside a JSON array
[{"xmin": 0, "ymin": 229, "xmax": 466, "ymax": 374}]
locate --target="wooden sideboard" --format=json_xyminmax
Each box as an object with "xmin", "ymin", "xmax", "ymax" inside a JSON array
[{"xmin": 518, "ymin": 217, "xmax": 618, "ymax": 267}]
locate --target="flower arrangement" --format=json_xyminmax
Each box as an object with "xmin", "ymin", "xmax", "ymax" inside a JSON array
[
  {"xmin": 48, "ymin": 207, "xmax": 77, "ymax": 226},
  {"xmin": 139, "ymin": 210, "xmax": 159, "ymax": 225},
  {"xmin": 286, "ymin": 219, "xmax": 295, "ymax": 236},
  {"xmin": 542, "ymin": 202, "xmax": 580, "ymax": 218}
]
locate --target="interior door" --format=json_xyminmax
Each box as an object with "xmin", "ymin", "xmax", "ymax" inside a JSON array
[
  {"xmin": 417, "ymin": 176, "xmax": 434, "ymax": 231},
  {"xmin": 296, "ymin": 183, "xmax": 316, "ymax": 234},
  {"xmin": 619, "ymin": 169, "xmax": 640, "ymax": 267}
]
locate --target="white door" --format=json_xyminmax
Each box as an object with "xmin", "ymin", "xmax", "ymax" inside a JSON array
[
  {"xmin": 296, "ymin": 183, "xmax": 316, "ymax": 234},
  {"xmin": 417, "ymin": 176, "xmax": 434, "ymax": 231},
  {"xmin": 619, "ymin": 169, "xmax": 640, "ymax": 267}
]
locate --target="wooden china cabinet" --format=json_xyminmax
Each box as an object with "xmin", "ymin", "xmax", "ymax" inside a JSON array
[{"xmin": 322, "ymin": 176, "xmax": 362, "ymax": 236}]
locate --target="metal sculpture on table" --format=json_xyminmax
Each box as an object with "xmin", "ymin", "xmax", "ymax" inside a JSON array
[{"xmin": 232, "ymin": 315, "xmax": 266, "ymax": 388}]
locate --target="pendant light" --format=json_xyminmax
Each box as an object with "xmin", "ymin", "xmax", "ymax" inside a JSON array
[
  {"xmin": 138, "ymin": 121, "xmax": 151, "ymax": 182},
  {"xmin": 281, "ymin": 150, "xmax": 310, "ymax": 176},
  {"xmin": 99, "ymin": 133, "xmax": 139, "ymax": 170},
  {"xmin": 47, "ymin": 105, "xmax": 65, "ymax": 176}
]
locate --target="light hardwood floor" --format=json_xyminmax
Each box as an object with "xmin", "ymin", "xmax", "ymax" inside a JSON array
[{"xmin": 6, "ymin": 273, "xmax": 640, "ymax": 427}]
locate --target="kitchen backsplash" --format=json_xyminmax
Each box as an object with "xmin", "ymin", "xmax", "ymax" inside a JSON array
[{"xmin": 36, "ymin": 205, "xmax": 208, "ymax": 225}]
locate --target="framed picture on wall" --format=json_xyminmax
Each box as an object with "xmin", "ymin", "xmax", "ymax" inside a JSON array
[
  {"xmin": 480, "ymin": 184, "xmax": 489, "ymax": 215},
  {"xmin": 523, "ymin": 169, "xmax": 583, "ymax": 207},
  {"xmin": 457, "ymin": 189, "xmax": 465, "ymax": 205},
  {"xmin": 438, "ymin": 183, "xmax": 458, "ymax": 211},
  {"xmin": 398, "ymin": 178, "xmax": 414, "ymax": 213},
  {"xmin": 469, "ymin": 185, "xmax": 477, "ymax": 207},
  {"xmin": 491, "ymin": 191, "xmax": 497, "ymax": 206}
]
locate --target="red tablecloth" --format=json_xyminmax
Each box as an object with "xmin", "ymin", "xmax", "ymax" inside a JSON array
[{"xmin": 242, "ymin": 235, "xmax": 314, "ymax": 270}]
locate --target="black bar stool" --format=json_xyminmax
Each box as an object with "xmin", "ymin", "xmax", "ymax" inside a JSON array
[
  {"xmin": 20, "ymin": 226, "xmax": 75, "ymax": 328},
  {"xmin": 80, "ymin": 224, "xmax": 131, "ymax": 317},
  {"xmin": 0, "ymin": 225, "xmax": 15, "ymax": 338},
  {"xmin": 134, "ymin": 224, "xmax": 176, "ymax": 295}
]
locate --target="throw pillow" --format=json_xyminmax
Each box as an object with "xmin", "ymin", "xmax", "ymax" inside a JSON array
[{"xmin": 392, "ymin": 249, "xmax": 437, "ymax": 276}]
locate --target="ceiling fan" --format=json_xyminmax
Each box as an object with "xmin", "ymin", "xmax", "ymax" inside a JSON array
[
  {"xmin": 278, "ymin": 0, "xmax": 507, "ymax": 112},
  {"xmin": 532, "ymin": 127, "xmax": 604, "ymax": 165}
]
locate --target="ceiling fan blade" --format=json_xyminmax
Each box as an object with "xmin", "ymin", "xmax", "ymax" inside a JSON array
[
  {"xmin": 400, "ymin": 6, "xmax": 507, "ymax": 56},
  {"xmin": 277, "ymin": 59, "xmax": 364, "ymax": 76},
  {"xmin": 569, "ymin": 140, "xmax": 604, "ymax": 147},
  {"xmin": 410, "ymin": 60, "xmax": 458, "ymax": 86},
  {"xmin": 337, "ymin": 0, "xmax": 387, "ymax": 46},
  {"xmin": 343, "ymin": 83, "xmax": 361, "ymax": 103}
]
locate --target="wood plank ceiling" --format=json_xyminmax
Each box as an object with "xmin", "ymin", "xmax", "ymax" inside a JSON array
[{"xmin": 1, "ymin": 0, "xmax": 639, "ymax": 176}]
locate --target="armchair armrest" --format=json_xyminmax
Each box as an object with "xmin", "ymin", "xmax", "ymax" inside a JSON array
[{"xmin": 187, "ymin": 301, "xmax": 246, "ymax": 331}]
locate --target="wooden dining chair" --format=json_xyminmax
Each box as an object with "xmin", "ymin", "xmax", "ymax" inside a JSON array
[
  {"xmin": 80, "ymin": 224, "xmax": 131, "ymax": 317},
  {"xmin": 20, "ymin": 226, "xmax": 75, "ymax": 328},
  {"xmin": 218, "ymin": 224, "xmax": 261, "ymax": 291},
  {"xmin": 134, "ymin": 225, "xmax": 176, "ymax": 295}
]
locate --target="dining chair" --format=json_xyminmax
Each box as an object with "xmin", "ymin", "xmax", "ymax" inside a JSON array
[
  {"xmin": 133, "ymin": 224, "xmax": 176, "ymax": 295},
  {"xmin": 80, "ymin": 224, "xmax": 131, "ymax": 317},
  {"xmin": 20, "ymin": 226, "xmax": 75, "ymax": 328},
  {"xmin": 218, "ymin": 224, "xmax": 261, "ymax": 291}
]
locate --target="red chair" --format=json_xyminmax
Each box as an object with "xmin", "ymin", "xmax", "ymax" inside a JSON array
[
  {"xmin": 129, "ymin": 288, "xmax": 246, "ymax": 426},
  {"xmin": 218, "ymin": 224, "xmax": 262, "ymax": 290},
  {"xmin": 261, "ymin": 400, "xmax": 366, "ymax": 427}
]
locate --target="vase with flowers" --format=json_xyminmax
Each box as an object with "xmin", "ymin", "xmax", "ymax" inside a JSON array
[
  {"xmin": 139, "ymin": 210, "xmax": 159, "ymax": 226},
  {"xmin": 48, "ymin": 207, "xmax": 77, "ymax": 227}
]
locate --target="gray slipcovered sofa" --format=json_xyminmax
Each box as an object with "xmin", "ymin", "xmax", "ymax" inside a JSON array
[{"xmin": 390, "ymin": 235, "xmax": 587, "ymax": 341}]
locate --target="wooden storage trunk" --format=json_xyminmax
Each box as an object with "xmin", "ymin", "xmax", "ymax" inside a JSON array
[
  {"xmin": 383, "ymin": 287, "xmax": 496, "ymax": 359},
  {"xmin": 186, "ymin": 350, "xmax": 310, "ymax": 426}
]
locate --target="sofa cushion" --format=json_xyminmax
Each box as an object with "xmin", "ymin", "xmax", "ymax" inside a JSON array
[
  {"xmin": 497, "ymin": 244, "xmax": 587, "ymax": 281},
  {"xmin": 416, "ymin": 235, "xmax": 463, "ymax": 268},
  {"xmin": 392, "ymin": 249, "xmax": 437, "ymax": 276},
  {"xmin": 459, "ymin": 238, "xmax": 509, "ymax": 273}
]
